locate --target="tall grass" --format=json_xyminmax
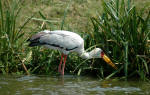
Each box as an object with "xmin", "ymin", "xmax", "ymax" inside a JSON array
[
  {"xmin": 0, "ymin": 0, "xmax": 149, "ymax": 80},
  {"xmin": 90, "ymin": 0, "xmax": 150, "ymax": 80},
  {"xmin": 0, "ymin": 0, "xmax": 31, "ymax": 74}
]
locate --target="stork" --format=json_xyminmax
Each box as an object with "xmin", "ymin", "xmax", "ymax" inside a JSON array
[{"xmin": 27, "ymin": 30, "xmax": 117, "ymax": 75}]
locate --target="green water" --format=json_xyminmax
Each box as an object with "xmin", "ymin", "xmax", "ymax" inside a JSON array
[{"xmin": 0, "ymin": 75, "xmax": 149, "ymax": 95}]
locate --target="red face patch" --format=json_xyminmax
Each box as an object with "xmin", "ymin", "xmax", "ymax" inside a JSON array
[{"xmin": 101, "ymin": 51, "xmax": 104, "ymax": 57}]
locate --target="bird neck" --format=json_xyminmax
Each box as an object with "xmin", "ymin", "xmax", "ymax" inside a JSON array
[
  {"xmin": 79, "ymin": 49, "xmax": 96, "ymax": 59},
  {"xmin": 80, "ymin": 51, "xmax": 90, "ymax": 59}
]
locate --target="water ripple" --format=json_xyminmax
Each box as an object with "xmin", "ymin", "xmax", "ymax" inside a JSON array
[{"xmin": 88, "ymin": 86, "xmax": 141, "ymax": 92}]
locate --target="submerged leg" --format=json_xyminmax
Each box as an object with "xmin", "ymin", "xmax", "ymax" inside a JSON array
[
  {"xmin": 61, "ymin": 55, "xmax": 67, "ymax": 75},
  {"xmin": 58, "ymin": 54, "xmax": 64, "ymax": 73}
]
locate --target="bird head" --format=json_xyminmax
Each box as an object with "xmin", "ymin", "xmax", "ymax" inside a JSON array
[{"xmin": 91, "ymin": 48, "xmax": 118, "ymax": 70}]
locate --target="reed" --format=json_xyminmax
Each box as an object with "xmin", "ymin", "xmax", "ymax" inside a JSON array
[
  {"xmin": 0, "ymin": 0, "xmax": 149, "ymax": 80},
  {"xmin": 90, "ymin": 0, "xmax": 150, "ymax": 80},
  {"xmin": 0, "ymin": 0, "xmax": 31, "ymax": 74}
]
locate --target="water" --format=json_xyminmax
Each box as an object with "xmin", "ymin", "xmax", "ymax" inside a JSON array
[{"xmin": 0, "ymin": 75, "xmax": 149, "ymax": 95}]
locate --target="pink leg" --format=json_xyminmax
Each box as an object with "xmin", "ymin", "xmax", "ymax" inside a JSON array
[
  {"xmin": 61, "ymin": 55, "xmax": 67, "ymax": 75},
  {"xmin": 58, "ymin": 54, "xmax": 64, "ymax": 73}
]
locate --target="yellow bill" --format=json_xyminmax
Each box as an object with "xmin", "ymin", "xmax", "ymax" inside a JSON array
[{"xmin": 102, "ymin": 54, "xmax": 118, "ymax": 70}]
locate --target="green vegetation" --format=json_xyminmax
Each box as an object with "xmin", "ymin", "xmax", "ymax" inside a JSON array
[
  {"xmin": 0, "ymin": 0, "xmax": 31, "ymax": 74},
  {"xmin": 91, "ymin": 0, "xmax": 150, "ymax": 80},
  {"xmin": 0, "ymin": 0, "xmax": 149, "ymax": 80}
]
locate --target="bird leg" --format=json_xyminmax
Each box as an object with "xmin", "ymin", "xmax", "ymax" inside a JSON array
[
  {"xmin": 61, "ymin": 55, "xmax": 67, "ymax": 75},
  {"xmin": 58, "ymin": 54, "xmax": 64, "ymax": 73}
]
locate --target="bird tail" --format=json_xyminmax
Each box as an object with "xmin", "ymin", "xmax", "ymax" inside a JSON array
[
  {"xmin": 27, "ymin": 32, "xmax": 47, "ymax": 47},
  {"xmin": 27, "ymin": 38, "xmax": 42, "ymax": 47}
]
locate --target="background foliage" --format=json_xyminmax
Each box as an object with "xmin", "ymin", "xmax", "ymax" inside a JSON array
[{"xmin": 0, "ymin": 0, "xmax": 149, "ymax": 80}]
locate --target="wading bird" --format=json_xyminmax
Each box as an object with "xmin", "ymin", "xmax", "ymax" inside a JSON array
[{"xmin": 28, "ymin": 30, "xmax": 117, "ymax": 75}]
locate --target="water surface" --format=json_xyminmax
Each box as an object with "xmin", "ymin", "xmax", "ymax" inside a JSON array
[{"xmin": 0, "ymin": 75, "xmax": 149, "ymax": 95}]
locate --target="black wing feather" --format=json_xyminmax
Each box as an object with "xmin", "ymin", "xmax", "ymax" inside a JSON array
[{"xmin": 28, "ymin": 32, "xmax": 47, "ymax": 47}]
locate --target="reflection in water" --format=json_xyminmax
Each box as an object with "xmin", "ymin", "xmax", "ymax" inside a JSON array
[
  {"xmin": 58, "ymin": 75, "xmax": 64, "ymax": 85},
  {"xmin": 0, "ymin": 75, "xmax": 149, "ymax": 95}
]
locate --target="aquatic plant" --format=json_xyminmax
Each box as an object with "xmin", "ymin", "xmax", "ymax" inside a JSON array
[
  {"xmin": 0, "ymin": 0, "xmax": 31, "ymax": 74},
  {"xmin": 0, "ymin": 0, "xmax": 149, "ymax": 81},
  {"xmin": 90, "ymin": 0, "xmax": 150, "ymax": 80}
]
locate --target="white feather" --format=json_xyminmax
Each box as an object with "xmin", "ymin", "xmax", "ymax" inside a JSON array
[
  {"xmin": 29, "ymin": 30, "xmax": 104, "ymax": 59},
  {"xmin": 39, "ymin": 30, "xmax": 84, "ymax": 55},
  {"xmin": 28, "ymin": 30, "xmax": 117, "ymax": 73}
]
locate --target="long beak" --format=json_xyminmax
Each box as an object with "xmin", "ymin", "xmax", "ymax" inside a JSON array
[{"xmin": 102, "ymin": 54, "xmax": 118, "ymax": 70}]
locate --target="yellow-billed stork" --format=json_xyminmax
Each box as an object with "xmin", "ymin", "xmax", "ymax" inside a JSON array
[{"xmin": 27, "ymin": 30, "xmax": 117, "ymax": 75}]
